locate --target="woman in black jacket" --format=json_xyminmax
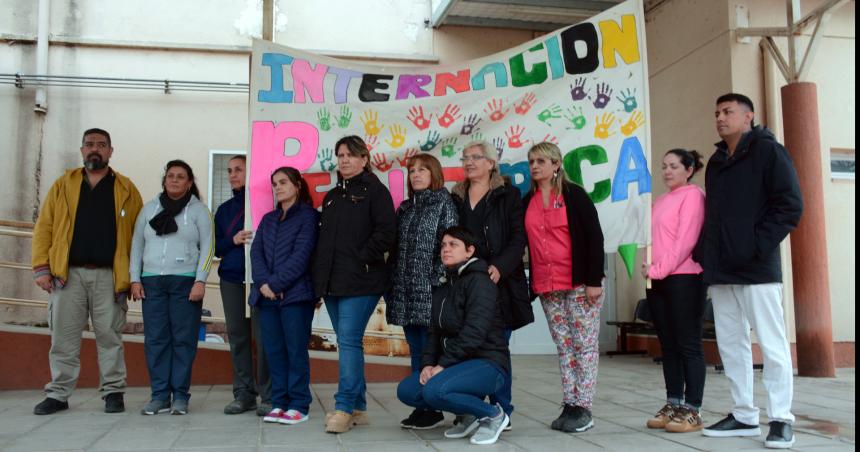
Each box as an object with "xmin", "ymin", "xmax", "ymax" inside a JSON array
[
  {"xmin": 451, "ymin": 140, "xmax": 532, "ymax": 419},
  {"xmin": 396, "ymin": 226, "xmax": 511, "ymax": 446},
  {"xmin": 387, "ymin": 154, "xmax": 458, "ymax": 429},
  {"xmin": 523, "ymin": 142, "xmax": 605, "ymax": 433},
  {"xmin": 313, "ymin": 135, "xmax": 396, "ymax": 433}
]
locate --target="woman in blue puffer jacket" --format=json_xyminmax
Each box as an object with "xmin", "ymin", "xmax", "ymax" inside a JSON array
[{"xmin": 249, "ymin": 166, "xmax": 318, "ymax": 426}]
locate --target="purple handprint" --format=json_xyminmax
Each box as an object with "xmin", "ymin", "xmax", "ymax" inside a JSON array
[
  {"xmin": 460, "ymin": 114, "xmax": 482, "ymax": 136},
  {"xmin": 593, "ymin": 83, "xmax": 613, "ymax": 109},
  {"xmin": 570, "ymin": 78, "xmax": 588, "ymax": 101}
]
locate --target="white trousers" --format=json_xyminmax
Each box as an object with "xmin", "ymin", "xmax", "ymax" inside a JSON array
[{"xmin": 711, "ymin": 283, "xmax": 794, "ymax": 425}]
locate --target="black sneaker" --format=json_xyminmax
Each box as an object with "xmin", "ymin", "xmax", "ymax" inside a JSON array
[
  {"xmin": 104, "ymin": 392, "xmax": 125, "ymax": 413},
  {"xmin": 34, "ymin": 397, "xmax": 69, "ymax": 415},
  {"xmin": 561, "ymin": 406, "xmax": 594, "ymax": 433},
  {"xmin": 400, "ymin": 408, "xmax": 424, "ymax": 428},
  {"xmin": 223, "ymin": 397, "xmax": 257, "ymax": 415},
  {"xmin": 764, "ymin": 421, "xmax": 795, "ymax": 449},
  {"xmin": 703, "ymin": 414, "xmax": 762, "ymax": 437},
  {"xmin": 551, "ymin": 404, "xmax": 576, "ymax": 431},
  {"xmin": 411, "ymin": 409, "xmax": 445, "ymax": 430}
]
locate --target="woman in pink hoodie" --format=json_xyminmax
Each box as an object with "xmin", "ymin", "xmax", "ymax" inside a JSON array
[{"xmin": 642, "ymin": 149, "xmax": 706, "ymax": 433}]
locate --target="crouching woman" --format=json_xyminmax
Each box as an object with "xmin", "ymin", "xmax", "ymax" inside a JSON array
[{"xmin": 396, "ymin": 226, "xmax": 510, "ymax": 446}]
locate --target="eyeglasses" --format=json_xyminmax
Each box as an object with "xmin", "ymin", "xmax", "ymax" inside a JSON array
[{"xmin": 460, "ymin": 155, "xmax": 486, "ymax": 163}]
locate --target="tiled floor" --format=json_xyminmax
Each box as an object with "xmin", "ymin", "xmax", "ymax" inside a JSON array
[{"xmin": 0, "ymin": 355, "xmax": 853, "ymax": 451}]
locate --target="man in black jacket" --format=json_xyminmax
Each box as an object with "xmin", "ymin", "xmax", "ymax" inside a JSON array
[{"xmin": 700, "ymin": 93, "xmax": 803, "ymax": 449}]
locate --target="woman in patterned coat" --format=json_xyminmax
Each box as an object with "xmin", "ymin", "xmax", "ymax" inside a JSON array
[{"xmin": 388, "ymin": 153, "xmax": 458, "ymax": 430}]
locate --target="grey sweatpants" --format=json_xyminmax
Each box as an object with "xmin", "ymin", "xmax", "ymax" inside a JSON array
[{"xmin": 45, "ymin": 267, "xmax": 127, "ymax": 401}]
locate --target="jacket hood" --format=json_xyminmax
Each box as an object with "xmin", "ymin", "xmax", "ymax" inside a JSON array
[
  {"xmin": 443, "ymin": 257, "xmax": 488, "ymax": 278},
  {"xmin": 402, "ymin": 187, "xmax": 451, "ymax": 209},
  {"xmin": 717, "ymin": 125, "xmax": 776, "ymax": 154}
]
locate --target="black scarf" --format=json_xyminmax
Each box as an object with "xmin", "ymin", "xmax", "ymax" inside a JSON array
[{"xmin": 149, "ymin": 191, "xmax": 192, "ymax": 236}]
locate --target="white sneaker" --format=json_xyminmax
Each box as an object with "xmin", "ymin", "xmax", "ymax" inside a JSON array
[
  {"xmin": 278, "ymin": 409, "xmax": 309, "ymax": 425},
  {"xmin": 470, "ymin": 405, "xmax": 509, "ymax": 445},
  {"xmin": 263, "ymin": 408, "xmax": 284, "ymax": 423}
]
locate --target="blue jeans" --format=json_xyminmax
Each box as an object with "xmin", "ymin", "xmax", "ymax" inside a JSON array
[
  {"xmin": 141, "ymin": 276, "xmax": 201, "ymax": 402},
  {"xmin": 489, "ymin": 329, "xmax": 514, "ymax": 415},
  {"xmin": 258, "ymin": 301, "xmax": 315, "ymax": 414},
  {"xmin": 397, "ymin": 359, "xmax": 506, "ymax": 419},
  {"xmin": 324, "ymin": 294, "xmax": 380, "ymax": 413},
  {"xmin": 402, "ymin": 325, "xmax": 429, "ymax": 372}
]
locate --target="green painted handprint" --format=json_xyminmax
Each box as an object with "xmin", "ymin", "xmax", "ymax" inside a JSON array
[
  {"xmin": 336, "ymin": 106, "xmax": 352, "ymax": 128},
  {"xmin": 440, "ymin": 137, "xmax": 458, "ymax": 158},
  {"xmin": 537, "ymin": 103, "xmax": 563, "ymax": 126},
  {"xmin": 318, "ymin": 147, "xmax": 335, "ymax": 171},
  {"xmin": 317, "ymin": 108, "xmax": 332, "ymax": 131},
  {"xmin": 564, "ymin": 107, "xmax": 587, "ymax": 130}
]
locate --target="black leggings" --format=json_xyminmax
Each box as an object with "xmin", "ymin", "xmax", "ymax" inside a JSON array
[{"xmin": 646, "ymin": 274, "xmax": 706, "ymax": 408}]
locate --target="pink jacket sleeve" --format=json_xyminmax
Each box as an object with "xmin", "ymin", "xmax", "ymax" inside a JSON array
[{"xmin": 648, "ymin": 188, "xmax": 705, "ymax": 280}]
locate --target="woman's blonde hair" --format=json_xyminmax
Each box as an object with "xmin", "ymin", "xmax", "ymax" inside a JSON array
[
  {"xmin": 462, "ymin": 140, "xmax": 504, "ymax": 186},
  {"xmin": 527, "ymin": 142, "xmax": 569, "ymax": 195}
]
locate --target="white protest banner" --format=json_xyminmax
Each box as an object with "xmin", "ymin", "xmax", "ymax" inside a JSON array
[{"xmin": 248, "ymin": 0, "xmax": 651, "ymax": 260}]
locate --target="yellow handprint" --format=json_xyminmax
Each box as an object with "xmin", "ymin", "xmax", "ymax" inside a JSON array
[
  {"xmin": 594, "ymin": 113, "xmax": 617, "ymax": 140},
  {"xmin": 621, "ymin": 110, "xmax": 645, "ymax": 136},
  {"xmin": 360, "ymin": 109, "xmax": 384, "ymax": 136},
  {"xmin": 385, "ymin": 124, "xmax": 407, "ymax": 149}
]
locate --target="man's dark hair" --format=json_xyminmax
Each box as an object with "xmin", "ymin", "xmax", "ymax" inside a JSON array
[
  {"xmin": 716, "ymin": 93, "xmax": 755, "ymax": 127},
  {"xmin": 82, "ymin": 128, "xmax": 112, "ymax": 147},
  {"xmin": 441, "ymin": 226, "xmax": 478, "ymax": 251},
  {"xmin": 229, "ymin": 154, "xmax": 246, "ymax": 163}
]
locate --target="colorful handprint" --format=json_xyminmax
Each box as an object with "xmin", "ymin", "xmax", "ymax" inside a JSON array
[
  {"xmin": 616, "ymin": 88, "xmax": 638, "ymax": 113},
  {"xmin": 537, "ymin": 103, "xmax": 563, "ymax": 126},
  {"xmin": 386, "ymin": 124, "xmax": 407, "ymax": 149},
  {"xmin": 336, "ymin": 106, "xmax": 352, "ymax": 128},
  {"xmin": 621, "ymin": 110, "xmax": 645, "ymax": 136},
  {"xmin": 539, "ymin": 134, "xmax": 559, "ymax": 145},
  {"xmin": 317, "ymin": 108, "xmax": 332, "ymax": 132},
  {"xmin": 594, "ymin": 113, "xmax": 617, "ymax": 140},
  {"xmin": 317, "ymin": 147, "xmax": 336, "ymax": 172},
  {"xmin": 396, "ymin": 148, "xmax": 418, "ymax": 167},
  {"xmin": 593, "ymin": 83, "xmax": 613, "ymax": 109},
  {"xmin": 484, "ymin": 98, "xmax": 509, "ymax": 122},
  {"xmin": 564, "ymin": 106, "xmax": 587, "ymax": 130},
  {"xmin": 371, "ymin": 153, "xmax": 392, "ymax": 172},
  {"xmin": 440, "ymin": 137, "xmax": 458, "ymax": 158},
  {"xmin": 418, "ymin": 130, "xmax": 441, "ymax": 152},
  {"xmin": 570, "ymin": 78, "xmax": 588, "ymax": 101},
  {"xmin": 492, "ymin": 137, "xmax": 505, "ymax": 160},
  {"xmin": 514, "ymin": 92, "xmax": 537, "ymax": 115},
  {"xmin": 360, "ymin": 110, "xmax": 384, "ymax": 136},
  {"xmin": 460, "ymin": 114, "xmax": 482, "ymax": 136},
  {"xmin": 364, "ymin": 134, "xmax": 379, "ymax": 152},
  {"xmin": 505, "ymin": 125, "xmax": 526, "ymax": 149},
  {"xmin": 437, "ymin": 104, "xmax": 462, "ymax": 128},
  {"xmin": 406, "ymin": 106, "xmax": 432, "ymax": 130}
]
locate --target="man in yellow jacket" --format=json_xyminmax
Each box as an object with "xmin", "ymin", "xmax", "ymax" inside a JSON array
[{"xmin": 31, "ymin": 128, "xmax": 143, "ymax": 415}]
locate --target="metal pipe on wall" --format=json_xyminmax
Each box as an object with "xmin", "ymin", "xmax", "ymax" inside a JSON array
[{"xmin": 34, "ymin": 0, "xmax": 49, "ymax": 113}]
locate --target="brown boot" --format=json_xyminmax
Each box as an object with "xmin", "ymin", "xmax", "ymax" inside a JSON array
[
  {"xmin": 646, "ymin": 404, "xmax": 676, "ymax": 429},
  {"xmin": 325, "ymin": 410, "xmax": 353, "ymax": 433},
  {"xmin": 351, "ymin": 410, "xmax": 370, "ymax": 426},
  {"xmin": 665, "ymin": 406, "xmax": 704, "ymax": 433}
]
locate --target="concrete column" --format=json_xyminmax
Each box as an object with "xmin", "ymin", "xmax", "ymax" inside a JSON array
[{"xmin": 780, "ymin": 82, "xmax": 836, "ymax": 377}]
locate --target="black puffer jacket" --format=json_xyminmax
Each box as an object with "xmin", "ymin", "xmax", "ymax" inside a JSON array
[
  {"xmin": 387, "ymin": 188, "xmax": 458, "ymax": 327},
  {"xmin": 699, "ymin": 126, "xmax": 803, "ymax": 285},
  {"xmin": 313, "ymin": 170, "xmax": 396, "ymax": 297},
  {"xmin": 452, "ymin": 178, "xmax": 533, "ymax": 330},
  {"xmin": 422, "ymin": 258, "xmax": 510, "ymax": 374}
]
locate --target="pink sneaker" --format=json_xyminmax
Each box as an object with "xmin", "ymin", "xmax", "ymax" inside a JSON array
[
  {"xmin": 263, "ymin": 408, "xmax": 285, "ymax": 423},
  {"xmin": 278, "ymin": 409, "xmax": 309, "ymax": 425}
]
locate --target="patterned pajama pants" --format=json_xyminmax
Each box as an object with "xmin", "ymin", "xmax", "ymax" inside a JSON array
[{"xmin": 540, "ymin": 287, "xmax": 602, "ymax": 409}]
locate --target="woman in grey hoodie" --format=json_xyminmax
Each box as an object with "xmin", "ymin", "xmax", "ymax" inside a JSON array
[{"xmin": 130, "ymin": 160, "xmax": 214, "ymax": 416}]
